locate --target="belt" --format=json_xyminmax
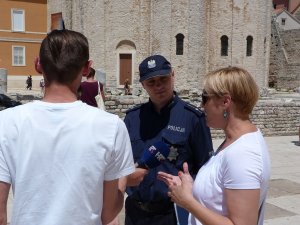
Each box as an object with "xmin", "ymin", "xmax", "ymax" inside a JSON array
[{"xmin": 127, "ymin": 196, "xmax": 174, "ymax": 214}]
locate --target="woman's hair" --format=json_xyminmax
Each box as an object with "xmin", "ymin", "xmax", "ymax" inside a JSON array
[
  {"xmin": 87, "ymin": 67, "xmax": 96, "ymax": 78},
  {"xmin": 39, "ymin": 29, "xmax": 89, "ymax": 84},
  {"xmin": 203, "ymin": 66, "xmax": 259, "ymax": 115}
]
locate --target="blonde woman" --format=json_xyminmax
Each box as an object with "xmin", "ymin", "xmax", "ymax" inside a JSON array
[{"xmin": 158, "ymin": 67, "xmax": 271, "ymax": 225}]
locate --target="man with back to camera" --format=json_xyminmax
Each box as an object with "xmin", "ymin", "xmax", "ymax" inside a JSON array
[
  {"xmin": 0, "ymin": 29, "xmax": 135, "ymax": 225},
  {"xmin": 123, "ymin": 55, "xmax": 213, "ymax": 225}
]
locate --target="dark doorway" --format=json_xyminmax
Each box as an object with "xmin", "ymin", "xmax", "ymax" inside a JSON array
[{"xmin": 119, "ymin": 54, "xmax": 132, "ymax": 85}]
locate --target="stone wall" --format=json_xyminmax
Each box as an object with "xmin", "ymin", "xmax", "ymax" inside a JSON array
[
  {"xmin": 1, "ymin": 92, "xmax": 299, "ymax": 138},
  {"xmin": 103, "ymin": 93, "xmax": 300, "ymax": 138},
  {"xmin": 251, "ymin": 100, "xmax": 300, "ymax": 136},
  {"xmin": 269, "ymin": 16, "xmax": 300, "ymax": 90}
]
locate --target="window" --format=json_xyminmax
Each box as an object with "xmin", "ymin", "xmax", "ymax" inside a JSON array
[
  {"xmin": 51, "ymin": 12, "xmax": 65, "ymax": 31},
  {"xmin": 176, "ymin": 33, "xmax": 184, "ymax": 55},
  {"xmin": 281, "ymin": 18, "xmax": 286, "ymax": 26},
  {"xmin": 246, "ymin": 36, "xmax": 253, "ymax": 56},
  {"xmin": 12, "ymin": 46, "xmax": 25, "ymax": 66},
  {"xmin": 221, "ymin": 35, "xmax": 228, "ymax": 56},
  {"xmin": 12, "ymin": 9, "xmax": 25, "ymax": 31}
]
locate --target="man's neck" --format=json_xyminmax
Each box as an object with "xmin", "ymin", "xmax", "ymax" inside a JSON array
[
  {"xmin": 43, "ymin": 83, "xmax": 78, "ymax": 103},
  {"xmin": 152, "ymin": 94, "xmax": 175, "ymax": 113}
]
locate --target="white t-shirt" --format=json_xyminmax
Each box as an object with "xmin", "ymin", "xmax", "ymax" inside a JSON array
[
  {"xmin": 0, "ymin": 101, "xmax": 135, "ymax": 225},
  {"xmin": 189, "ymin": 130, "xmax": 270, "ymax": 225}
]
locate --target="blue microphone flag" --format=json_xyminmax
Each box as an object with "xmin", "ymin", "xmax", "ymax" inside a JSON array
[{"xmin": 137, "ymin": 141, "xmax": 170, "ymax": 169}]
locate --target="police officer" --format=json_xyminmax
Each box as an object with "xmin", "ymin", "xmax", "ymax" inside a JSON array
[{"xmin": 124, "ymin": 55, "xmax": 213, "ymax": 225}]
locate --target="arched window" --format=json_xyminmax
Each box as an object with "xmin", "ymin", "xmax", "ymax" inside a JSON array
[
  {"xmin": 221, "ymin": 35, "xmax": 228, "ymax": 56},
  {"xmin": 176, "ymin": 33, "xmax": 184, "ymax": 55},
  {"xmin": 246, "ymin": 36, "xmax": 253, "ymax": 56}
]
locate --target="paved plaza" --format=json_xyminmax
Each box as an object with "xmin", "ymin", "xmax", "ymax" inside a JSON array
[
  {"xmin": 262, "ymin": 135, "xmax": 300, "ymax": 225},
  {"xmin": 210, "ymin": 136, "xmax": 300, "ymax": 225}
]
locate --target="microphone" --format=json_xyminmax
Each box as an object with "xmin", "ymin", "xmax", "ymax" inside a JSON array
[{"xmin": 136, "ymin": 141, "xmax": 170, "ymax": 169}]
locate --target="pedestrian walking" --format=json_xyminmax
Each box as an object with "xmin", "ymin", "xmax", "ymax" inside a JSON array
[
  {"xmin": 26, "ymin": 75, "xmax": 32, "ymax": 90},
  {"xmin": 39, "ymin": 78, "xmax": 45, "ymax": 95}
]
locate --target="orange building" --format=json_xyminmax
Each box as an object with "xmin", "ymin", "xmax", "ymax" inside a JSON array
[{"xmin": 0, "ymin": 0, "xmax": 47, "ymax": 89}]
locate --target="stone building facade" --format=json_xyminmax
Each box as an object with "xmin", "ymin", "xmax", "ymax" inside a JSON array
[
  {"xmin": 269, "ymin": 14, "xmax": 300, "ymax": 89},
  {"xmin": 275, "ymin": 8, "xmax": 300, "ymax": 30},
  {"xmin": 48, "ymin": 0, "xmax": 272, "ymax": 93}
]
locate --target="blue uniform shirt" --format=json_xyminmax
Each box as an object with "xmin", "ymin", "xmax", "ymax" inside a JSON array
[{"xmin": 124, "ymin": 93, "xmax": 213, "ymax": 202}]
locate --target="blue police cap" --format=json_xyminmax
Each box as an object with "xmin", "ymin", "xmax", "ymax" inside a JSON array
[{"xmin": 139, "ymin": 55, "xmax": 172, "ymax": 82}]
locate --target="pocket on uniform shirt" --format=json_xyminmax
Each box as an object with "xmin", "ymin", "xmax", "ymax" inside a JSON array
[
  {"xmin": 161, "ymin": 130, "xmax": 186, "ymax": 145},
  {"xmin": 161, "ymin": 130, "xmax": 188, "ymax": 162}
]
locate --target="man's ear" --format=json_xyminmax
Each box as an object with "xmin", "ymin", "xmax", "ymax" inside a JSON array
[
  {"xmin": 82, "ymin": 60, "xmax": 93, "ymax": 77},
  {"xmin": 34, "ymin": 57, "xmax": 43, "ymax": 74}
]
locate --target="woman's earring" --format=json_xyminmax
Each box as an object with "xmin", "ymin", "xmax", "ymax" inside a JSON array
[{"xmin": 223, "ymin": 110, "xmax": 228, "ymax": 119}]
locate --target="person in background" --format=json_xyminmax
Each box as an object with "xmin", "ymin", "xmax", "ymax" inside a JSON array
[
  {"xmin": 123, "ymin": 54, "xmax": 213, "ymax": 225},
  {"xmin": 80, "ymin": 67, "xmax": 105, "ymax": 107},
  {"xmin": 26, "ymin": 75, "xmax": 32, "ymax": 90},
  {"xmin": 0, "ymin": 29, "xmax": 135, "ymax": 225},
  {"xmin": 124, "ymin": 79, "xmax": 131, "ymax": 95},
  {"xmin": 158, "ymin": 66, "xmax": 271, "ymax": 225},
  {"xmin": 39, "ymin": 78, "xmax": 45, "ymax": 95}
]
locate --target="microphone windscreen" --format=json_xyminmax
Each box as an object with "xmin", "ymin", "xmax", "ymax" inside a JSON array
[{"xmin": 137, "ymin": 141, "xmax": 170, "ymax": 169}]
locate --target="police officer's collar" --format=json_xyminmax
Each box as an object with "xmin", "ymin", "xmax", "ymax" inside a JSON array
[{"xmin": 149, "ymin": 91, "xmax": 178, "ymax": 113}]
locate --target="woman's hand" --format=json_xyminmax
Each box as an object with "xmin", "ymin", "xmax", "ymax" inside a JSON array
[
  {"xmin": 158, "ymin": 162, "xmax": 195, "ymax": 208},
  {"xmin": 157, "ymin": 171, "xmax": 182, "ymax": 186}
]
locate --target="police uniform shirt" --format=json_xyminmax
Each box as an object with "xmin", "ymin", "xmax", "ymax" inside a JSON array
[{"xmin": 124, "ymin": 93, "xmax": 213, "ymax": 202}]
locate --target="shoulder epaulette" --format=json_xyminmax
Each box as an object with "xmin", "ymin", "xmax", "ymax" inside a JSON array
[
  {"xmin": 184, "ymin": 103, "xmax": 204, "ymax": 117},
  {"xmin": 126, "ymin": 104, "xmax": 142, "ymax": 114}
]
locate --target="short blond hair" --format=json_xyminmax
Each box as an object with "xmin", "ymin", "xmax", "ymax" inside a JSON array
[{"xmin": 203, "ymin": 66, "xmax": 259, "ymax": 115}]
